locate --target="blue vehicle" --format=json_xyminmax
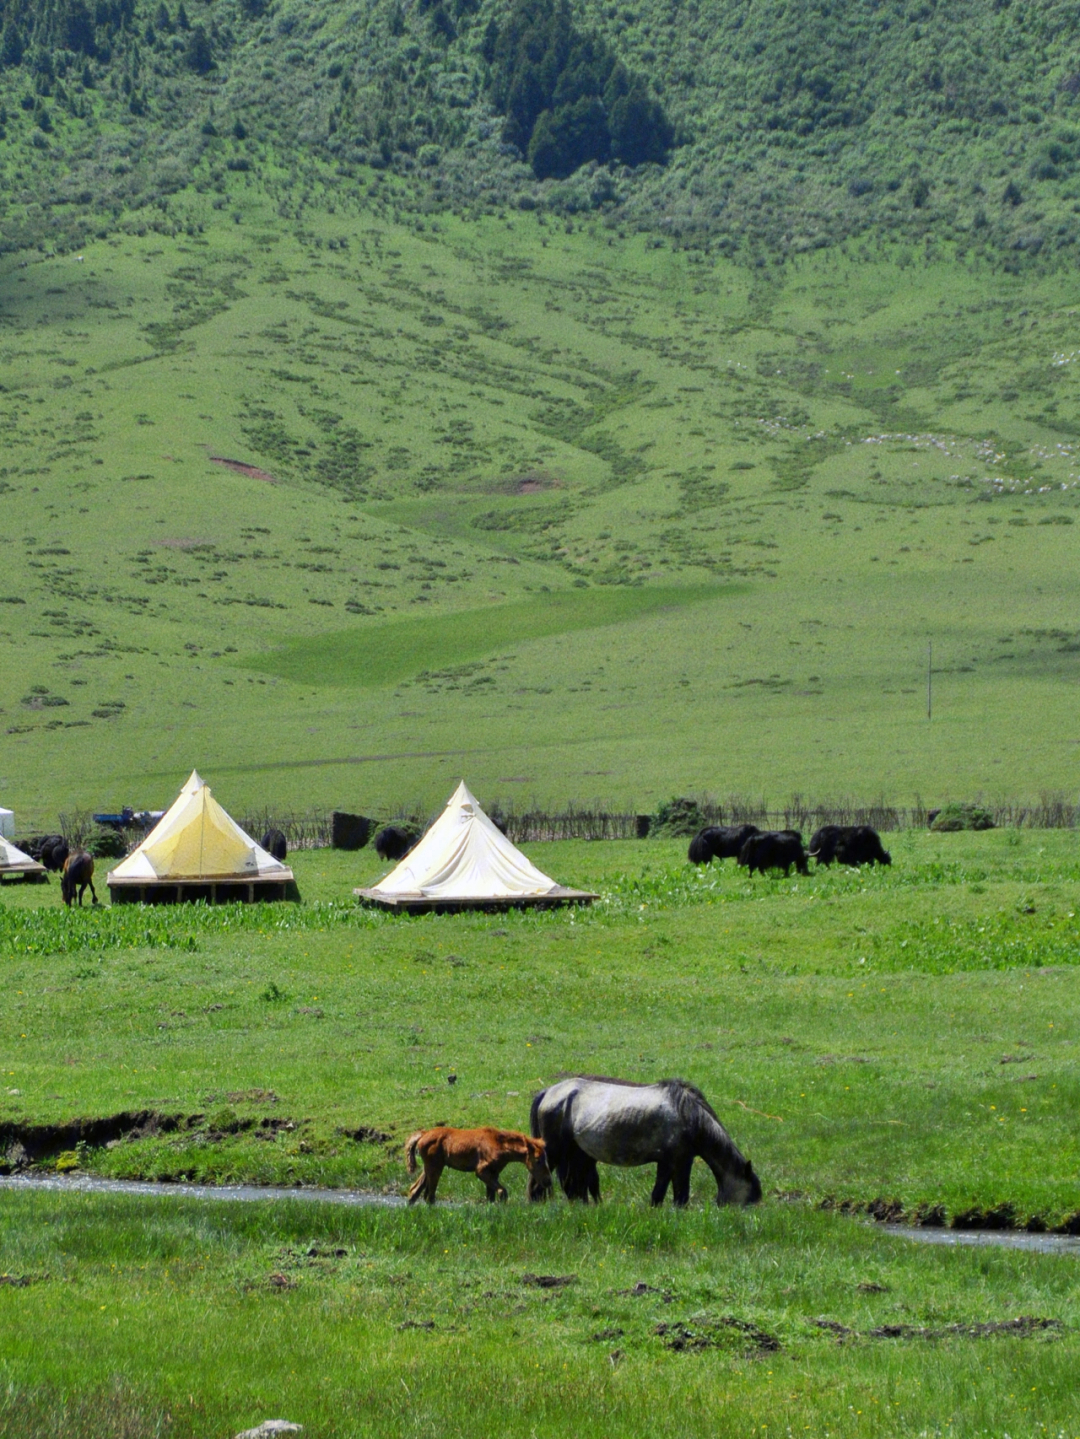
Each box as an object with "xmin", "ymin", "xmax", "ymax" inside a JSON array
[{"xmin": 93, "ymin": 807, "xmax": 163, "ymax": 831}]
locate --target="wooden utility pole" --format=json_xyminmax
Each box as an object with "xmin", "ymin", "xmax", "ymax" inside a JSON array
[{"xmin": 927, "ymin": 641, "xmax": 932, "ymax": 721}]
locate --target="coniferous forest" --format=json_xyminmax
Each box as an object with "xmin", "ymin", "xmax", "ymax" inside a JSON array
[{"xmin": 3, "ymin": 0, "xmax": 1080, "ymax": 263}]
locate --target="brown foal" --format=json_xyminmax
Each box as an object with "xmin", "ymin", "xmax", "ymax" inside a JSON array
[{"xmin": 404, "ymin": 1126, "xmax": 552, "ymax": 1204}]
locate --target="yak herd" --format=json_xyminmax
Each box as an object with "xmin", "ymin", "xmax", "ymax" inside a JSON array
[{"xmin": 688, "ymin": 821, "xmax": 891, "ymax": 876}]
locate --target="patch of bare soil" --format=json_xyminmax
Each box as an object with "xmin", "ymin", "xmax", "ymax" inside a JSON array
[
  {"xmin": 813, "ymin": 1316, "xmax": 1063, "ymax": 1342},
  {"xmin": 821, "ymin": 1193, "xmax": 1080, "ymax": 1233},
  {"xmin": 656, "ymin": 1317, "xmax": 780, "ymax": 1354},
  {"xmin": 208, "ymin": 454, "xmax": 277, "ymax": 483},
  {"xmin": 486, "ymin": 468, "xmax": 562, "ymax": 496},
  {"xmin": 0, "ymin": 1110, "xmax": 390, "ymax": 1173},
  {"xmin": 0, "ymin": 1111, "xmax": 187, "ymax": 1172}
]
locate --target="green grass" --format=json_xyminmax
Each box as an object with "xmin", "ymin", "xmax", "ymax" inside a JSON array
[
  {"xmin": 2, "ymin": 1194, "xmax": 1078, "ymax": 1439},
  {"xmin": 244, "ymin": 585, "xmax": 724, "ymax": 689},
  {"xmin": 2, "ymin": 831, "xmax": 1080, "ymax": 1219},
  {"xmin": 4, "ymin": 204, "xmax": 1080, "ymax": 822},
  {"xmin": 3, "ymin": 829, "xmax": 1080, "ymax": 1435}
]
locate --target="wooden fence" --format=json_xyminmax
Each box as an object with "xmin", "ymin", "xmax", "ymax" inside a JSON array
[{"xmin": 50, "ymin": 792, "xmax": 1080, "ymax": 854}]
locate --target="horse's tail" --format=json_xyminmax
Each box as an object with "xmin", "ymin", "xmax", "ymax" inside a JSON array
[{"xmin": 404, "ymin": 1131, "xmax": 424, "ymax": 1173}]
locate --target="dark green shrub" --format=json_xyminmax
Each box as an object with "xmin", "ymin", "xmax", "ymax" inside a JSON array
[
  {"xmin": 929, "ymin": 803, "xmax": 996, "ymax": 833},
  {"xmin": 85, "ymin": 825, "xmax": 129, "ymax": 859},
  {"xmin": 651, "ymin": 796, "xmax": 704, "ymax": 838}
]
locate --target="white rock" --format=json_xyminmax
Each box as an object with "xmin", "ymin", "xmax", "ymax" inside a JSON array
[{"xmin": 233, "ymin": 1422, "xmax": 302, "ymax": 1439}]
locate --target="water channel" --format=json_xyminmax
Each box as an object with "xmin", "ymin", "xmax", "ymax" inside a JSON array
[{"xmin": 2, "ymin": 1173, "xmax": 1079, "ymax": 1254}]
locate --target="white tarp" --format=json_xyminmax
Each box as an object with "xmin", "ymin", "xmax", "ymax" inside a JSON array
[
  {"xmin": 108, "ymin": 770, "xmax": 291, "ymax": 882},
  {"xmin": 0, "ymin": 835, "xmax": 40, "ymax": 870},
  {"xmin": 370, "ymin": 780, "xmax": 559, "ymax": 900},
  {"xmin": 0, "ymin": 808, "xmax": 13, "ymax": 840}
]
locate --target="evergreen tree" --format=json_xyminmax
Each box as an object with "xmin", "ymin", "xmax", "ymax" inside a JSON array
[
  {"xmin": 528, "ymin": 94, "xmax": 608, "ymax": 178},
  {"xmin": 1, "ymin": 21, "xmax": 24, "ymax": 68},
  {"xmin": 429, "ymin": 4, "xmax": 455, "ymax": 44},
  {"xmin": 186, "ymin": 24, "xmax": 212, "ymax": 73},
  {"xmin": 609, "ymin": 81, "xmax": 672, "ymax": 166},
  {"xmin": 65, "ymin": 0, "xmax": 98, "ymax": 56},
  {"xmin": 485, "ymin": 0, "xmax": 671, "ymax": 180}
]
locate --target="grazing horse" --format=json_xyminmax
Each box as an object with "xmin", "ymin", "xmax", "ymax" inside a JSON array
[
  {"xmin": 530, "ymin": 1076, "xmax": 761, "ymax": 1208},
  {"xmin": 61, "ymin": 850, "xmax": 98, "ymax": 907},
  {"xmin": 404, "ymin": 1126, "xmax": 551, "ymax": 1204}
]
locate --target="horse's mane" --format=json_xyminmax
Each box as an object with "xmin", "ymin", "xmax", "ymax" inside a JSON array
[{"xmin": 660, "ymin": 1079, "xmax": 721, "ymax": 1125}]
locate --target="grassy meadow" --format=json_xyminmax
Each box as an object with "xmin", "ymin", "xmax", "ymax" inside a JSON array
[
  {"xmin": 2, "ymin": 184, "xmax": 1080, "ymax": 823},
  {"xmin": 4, "ymin": 161, "xmax": 1080, "ymax": 1436},
  {"xmin": 2, "ymin": 832, "xmax": 1080, "ymax": 1435}
]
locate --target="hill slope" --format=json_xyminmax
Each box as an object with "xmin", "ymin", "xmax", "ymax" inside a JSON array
[
  {"xmin": 4, "ymin": 0, "xmax": 1080, "ymax": 259},
  {"xmin": 2, "ymin": 196, "xmax": 1080, "ymax": 822}
]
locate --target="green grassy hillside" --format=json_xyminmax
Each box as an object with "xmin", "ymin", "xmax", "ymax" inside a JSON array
[{"xmin": 2, "ymin": 190, "xmax": 1080, "ymax": 822}]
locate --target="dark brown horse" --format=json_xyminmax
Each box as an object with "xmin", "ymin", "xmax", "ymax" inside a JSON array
[
  {"xmin": 405, "ymin": 1126, "xmax": 551, "ymax": 1204},
  {"xmin": 61, "ymin": 850, "xmax": 98, "ymax": 906}
]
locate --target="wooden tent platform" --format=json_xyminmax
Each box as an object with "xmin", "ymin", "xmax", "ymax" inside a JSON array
[
  {"xmin": 0, "ymin": 861, "xmax": 48, "ymax": 884},
  {"xmin": 353, "ymin": 885, "xmax": 596, "ymax": 914},
  {"xmin": 109, "ymin": 870, "xmax": 295, "ymax": 905}
]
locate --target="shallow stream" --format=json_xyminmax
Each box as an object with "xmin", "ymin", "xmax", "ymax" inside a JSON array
[
  {"xmin": 0, "ymin": 1172, "xmax": 404, "ymax": 1207},
  {"xmin": 2, "ymin": 1175, "xmax": 1078, "ymax": 1253},
  {"xmin": 881, "ymin": 1223, "xmax": 1080, "ymax": 1256}
]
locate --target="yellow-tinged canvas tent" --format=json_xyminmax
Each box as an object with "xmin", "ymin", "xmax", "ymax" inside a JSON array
[
  {"xmin": 355, "ymin": 780, "xmax": 595, "ymax": 912},
  {"xmin": 108, "ymin": 770, "xmax": 294, "ymax": 904},
  {"xmin": 0, "ymin": 835, "xmax": 47, "ymax": 884}
]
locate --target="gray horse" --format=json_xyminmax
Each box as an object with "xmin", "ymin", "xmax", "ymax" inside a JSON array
[{"xmin": 528, "ymin": 1076, "xmax": 762, "ymax": 1207}]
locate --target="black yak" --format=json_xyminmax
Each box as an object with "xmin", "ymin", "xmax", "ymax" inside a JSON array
[
  {"xmin": 375, "ymin": 825, "xmax": 417, "ymax": 862},
  {"xmin": 738, "ymin": 830, "xmax": 809, "ymax": 877},
  {"xmin": 38, "ymin": 835, "xmax": 69, "ymax": 872},
  {"xmin": 688, "ymin": 823, "xmax": 760, "ymax": 865},
  {"xmin": 809, "ymin": 824, "xmax": 891, "ymax": 867},
  {"xmin": 262, "ymin": 828, "xmax": 288, "ymax": 862}
]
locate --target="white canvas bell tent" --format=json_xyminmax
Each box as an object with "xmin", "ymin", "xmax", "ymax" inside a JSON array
[
  {"xmin": 0, "ymin": 807, "xmax": 14, "ymax": 840},
  {"xmin": 355, "ymin": 780, "xmax": 595, "ymax": 912},
  {"xmin": 0, "ymin": 834, "xmax": 46, "ymax": 883},
  {"xmin": 107, "ymin": 770, "xmax": 294, "ymax": 904}
]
